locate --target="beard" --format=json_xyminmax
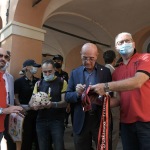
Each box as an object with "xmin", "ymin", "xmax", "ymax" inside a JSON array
[{"xmin": 0, "ymin": 59, "xmax": 6, "ymax": 69}]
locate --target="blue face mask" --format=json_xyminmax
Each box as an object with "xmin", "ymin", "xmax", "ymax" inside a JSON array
[
  {"xmin": 43, "ymin": 73, "xmax": 54, "ymax": 81},
  {"xmin": 30, "ymin": 67, "xmax": 38, "ymax": 74},
  {"xmin": 118, "ymin": 43, "xmax": 134, "ymax": 55}
]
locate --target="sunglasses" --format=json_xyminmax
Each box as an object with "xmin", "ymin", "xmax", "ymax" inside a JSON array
[
  {"xmin": 0, "ymin": 54, "xmax": 10, "ymax": 60},
  {"xmin": 42, "ymin": 70, "xmax": 53, "ymax": 74}
]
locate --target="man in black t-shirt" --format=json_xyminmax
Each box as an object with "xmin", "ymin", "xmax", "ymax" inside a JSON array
[
  {"xmin": 30, "ymin": 59, "xmax": 67, "ymax": 150},
  {"xmin": 14, "ymin": 59, "xmax": 41, "ymax": 150},
  {"xmin": 53, "ymin": 55, "xmax": 72, "ymax": 128},
  {"xmin": 53, "ymin": 55, "xmax": 68, "ymax": 82}
]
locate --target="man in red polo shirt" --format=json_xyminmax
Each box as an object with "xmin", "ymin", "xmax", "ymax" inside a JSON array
[
  {"xmin": 91, "ymin": 32, "xmax": 150, "ymax": 150},
  {"xmin": 0, "ymin": 48, "xmax": 23, "ymax": 144}
]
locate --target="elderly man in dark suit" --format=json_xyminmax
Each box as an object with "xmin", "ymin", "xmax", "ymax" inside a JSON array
[{"xmin": 65, "ymin": 43, "xmax": 112, "ymax": 150}]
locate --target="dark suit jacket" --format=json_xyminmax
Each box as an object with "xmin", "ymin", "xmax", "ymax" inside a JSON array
[{"xmin": 65, "ymin": 63, "xmax": 112, "ymax": 134}]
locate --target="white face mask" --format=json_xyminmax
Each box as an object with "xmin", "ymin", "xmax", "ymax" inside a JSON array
[
  {"xmin": 117, "ymin": 43, "xmax": 134, "ymax": 56},
  {"xmin": 1, "ymin": 62, "xmax": 10, "ymax": 71},
  {"xmin": 43, "ymin": 73, "xmax": 54, "ymax": 81},
  {"xmin": 30, "ymin": 67, "xmax": 38, "ymax": 74}
]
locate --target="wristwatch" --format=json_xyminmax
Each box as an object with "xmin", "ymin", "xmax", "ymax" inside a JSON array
[
  {"xmin": 0, "ymin": 108, "xmax": 3, "ymax": 115},
  {"xmin": 104, "ymin": 83, "xmax": 110, "ymax": 92}
]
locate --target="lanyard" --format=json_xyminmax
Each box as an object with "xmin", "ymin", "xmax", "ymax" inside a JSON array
[{"xmin": 97, "ymin": 94, "xmax": 112, "ymax": 150}]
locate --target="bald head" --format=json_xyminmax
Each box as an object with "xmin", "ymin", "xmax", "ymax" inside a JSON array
[
  {"xmin": 81, "ymin": 43, "xmax": 99, "ymax": 56},
  {"xmin": 80, "ymin": 43, "xmax": 99, "ymax": 72}
]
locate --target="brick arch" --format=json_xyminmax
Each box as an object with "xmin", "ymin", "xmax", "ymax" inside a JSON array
[
  {"xmin": 133, "ymin": 26, "xmax": 150, "ymax": 53},
  {"xmin": 65, "ymin": 45, "xmax": 82, "ymax": 75},
  {"xmin": 13, "ymin": 0, "xmax": 49, "ymax": 27}
]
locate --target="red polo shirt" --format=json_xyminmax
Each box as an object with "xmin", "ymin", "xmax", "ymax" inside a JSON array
[
  {"xmin": 112, "ymin": 53, "xmax": 150, "ymax": 123},
  {"xmin": 0, "ymin": 72, "xmax": 7, "ymax": 132}
]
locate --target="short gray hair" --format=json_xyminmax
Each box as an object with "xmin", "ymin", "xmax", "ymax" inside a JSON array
[
  {"xmin": 115, "ymin": 32, "xmax": 133, "ymax": 45},
  {"xmin": 42, "ymin": 59, "xmax": 55, "ymax": 68}
]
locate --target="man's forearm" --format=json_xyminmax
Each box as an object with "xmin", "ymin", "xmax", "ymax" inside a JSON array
[
  {"xmin": 109, "ymin": 78, "xmax": 137, "ymax": 92},
  {"xmin": 14, "ymin": 98, "xmax": 21, "ymax": 105},
  {"xmin": 51, "ymin": 100, "xmax": 67, "ymax": 108},
  {"xmin": 109, "ymin": 72, "xmax": 149, "ymax": 92}
]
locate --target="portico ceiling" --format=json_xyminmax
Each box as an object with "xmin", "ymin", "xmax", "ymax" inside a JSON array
[{"xmin": 42, "ymin": 0, "xmax": 150, "ymax": 56}]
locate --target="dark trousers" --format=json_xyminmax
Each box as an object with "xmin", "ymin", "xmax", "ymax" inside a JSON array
[
  {"xmin": 21, "ymin": 110, "xmax": 39, "ymax": 150},
  {"xmin": 70, "ymin": 104, "xmax": 74, "ymax": 125},
  {"xmin": 73, "ymin": 111, "xmax": 100, "ymax": 150},
  {"xmin": 0, "ymin": 132, "xmax": 3, "ymax": 143},
  {"xmin": 64, "ymin": 112, "xmax": 70, "ymax": 126},
  {"xmin": 36, "ymin": 119, "xmax": 65, "ymax": 150},
  {"xmin": 3, "ymin": 115, "xmax": 16, "ymax": 150},
  {"xmin": 121, "ymin": 122, "xmax": 150, "ymax": 150}
]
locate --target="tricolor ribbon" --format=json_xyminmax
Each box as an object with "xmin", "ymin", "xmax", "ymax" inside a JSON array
[
  {"xmin": 97, "ymin": 94, "xmax": 112, "ymax": 150},
  {"xmin": 81, "ymin": 87, "xmax": 103, "ymax": 112}
]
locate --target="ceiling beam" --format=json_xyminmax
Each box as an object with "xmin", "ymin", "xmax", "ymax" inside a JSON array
[
  {"xmin": 43, "ymin": 24, "xmax": 111, "ymax": 48},
  {"xmin": 32, "ymin": 0, "xmax": 42, "ymax": 7}
]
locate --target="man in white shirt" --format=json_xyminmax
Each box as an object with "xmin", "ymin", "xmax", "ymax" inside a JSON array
[{"xmin": 1, "ymin": 50, "xmax": 17, "ymax": 150}]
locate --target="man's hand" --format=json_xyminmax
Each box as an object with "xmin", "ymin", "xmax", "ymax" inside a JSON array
[
  {"xmin": 43, "ymin": 101, "xmax": 52, "ymax": 109},
  {"xmin": 30, "ymin": 101, "xmax": 52, "ymax": 110},
  {"xmin": 90, "ymin": 83, "xmax": 105, "ymax": 96},
  {"xmin": 30, "ymin": 104, "xmax": 44, "ymax": 110},
  {"xmin": 3, "ymin": 106, "xmax": 23, "ymax": 114},
  {"xmin": 20, "ymin": 107, "xmax": 27, "ymax": 115},
  {"xmin": 30, "ymin": 105, "xmax": 41, "ymax": 111},
  {"xmin": 76, "ymin": 84, "xmax": 86, "ymax": 96}
]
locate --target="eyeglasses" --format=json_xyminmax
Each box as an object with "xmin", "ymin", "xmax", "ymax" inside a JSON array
[
  {"xmin": 0, "ymin": 54, "xmax": 10, "ymax": 60},
  {"xmin": 42, "ymin": 70, "xmax": 53, "ymax": 74},
  {"xmin": 117, "ymin": 39, "xmax": 133, "ymax": 45},
  {"xmin": 82, "ymin": 56, "xmax": 95, "ymax": 62}
]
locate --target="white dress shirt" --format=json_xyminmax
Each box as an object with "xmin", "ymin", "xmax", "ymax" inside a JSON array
[{"xmin": 3, "ymin": 72, "xmax": 14, "ymax": 105}]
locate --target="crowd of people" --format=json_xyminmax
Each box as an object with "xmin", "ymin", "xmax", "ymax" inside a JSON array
[{"xmin": 0, "ymin": 32, "xmax": 150, "ymax": 150}]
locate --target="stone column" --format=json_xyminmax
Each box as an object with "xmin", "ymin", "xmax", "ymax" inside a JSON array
[{"xmin": 0, "ymin": 21, "xmax": 46, "ymax": 79}]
